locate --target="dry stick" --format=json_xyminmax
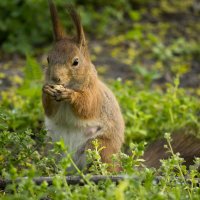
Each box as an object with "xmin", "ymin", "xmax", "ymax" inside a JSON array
[{"xmin": 0, "ymin": 175, "xmax": 199, "ymax": 190}]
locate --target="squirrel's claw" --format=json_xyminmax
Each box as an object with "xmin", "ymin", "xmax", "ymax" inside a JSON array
[
  {"xmin": 54, "ymin": 88, "xmax": 74, "ymax": 101},
  {"xmin": 43, "ymin": 85, "xmax": 56, "ymax": 97}
]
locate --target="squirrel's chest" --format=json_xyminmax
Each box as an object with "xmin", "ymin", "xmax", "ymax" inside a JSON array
[{"xmin": 45, "ymin": 103, "xmax": 101, "ymax": 153}]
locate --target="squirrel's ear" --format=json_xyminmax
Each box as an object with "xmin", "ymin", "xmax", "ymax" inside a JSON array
[
  {"xmin": 67, "ymin": 6, "xmax": 87, "ymax": 48},
  {"xmin": 48, "ymin": 0, "xmax": 66, "ymax": 41}
]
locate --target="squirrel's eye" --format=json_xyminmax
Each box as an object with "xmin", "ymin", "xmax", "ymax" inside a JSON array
[{"xmin": 72, "ymin": 58, "xmax": 79, "ymax": 67}]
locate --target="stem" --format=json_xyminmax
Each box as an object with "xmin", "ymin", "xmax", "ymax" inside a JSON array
[
  {"xmin": 169, "ymin": 108, "xmax": 174, "ymax": 124},
  {"xmin": 166, "ymin": 137, "xmax": 192, "ymax": 199},
  {"xmin": 67, "ymin": 154, "xmax": 93, "ymax": 187}
]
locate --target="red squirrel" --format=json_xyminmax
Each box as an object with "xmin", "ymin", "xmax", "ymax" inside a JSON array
[
  {"xmin": 42, "ymin": 0, "xmax": 124, "ymax": 171},
  {"xmin": 43, "ymin": 0, "xmax": 200, "ymax": 171}
]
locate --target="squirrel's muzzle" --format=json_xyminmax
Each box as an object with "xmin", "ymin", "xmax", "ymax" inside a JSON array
[{"xmin": 51, "ymin": 76, "xmax": 61, "ymax": 84}]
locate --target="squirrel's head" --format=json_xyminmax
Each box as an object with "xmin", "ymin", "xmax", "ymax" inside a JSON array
[{"xmin": 45, "ymin": 0, "xmax": 96, "ymax": 90}]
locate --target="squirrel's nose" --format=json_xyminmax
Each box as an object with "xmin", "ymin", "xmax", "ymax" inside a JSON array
[{"xmin": 52, "ymin": 76, "xmax": 61, "ymax": 83}]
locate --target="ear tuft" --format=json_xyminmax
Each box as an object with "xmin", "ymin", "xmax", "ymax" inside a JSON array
[
  {"xmin": 48, "ymin": 0, "xmax": 66, "ymax": 41},
  {"xmin": 66, "ymin": 5, "xmax": 86, "ymax": 47}
]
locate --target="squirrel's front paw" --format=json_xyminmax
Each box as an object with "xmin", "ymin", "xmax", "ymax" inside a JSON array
[
  {"xmin": 54, "ymin": 87, "xmax": 75, "ymax": 101},
  {"xmin": 43, "ymin": 84, "xmax": 57, "ymax": 98},
  {"xmin": 43, "ymin": 84, "xmax": 76, "ymax": 102}
]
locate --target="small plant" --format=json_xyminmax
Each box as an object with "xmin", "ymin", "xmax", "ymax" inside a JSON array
[
  {"xmin": 86, "ymin": 139, "xmax": 109, "ymax": 175},
  {"xmin": 158, "ymin": 133, "xmax": 200, "ymax": 200}
]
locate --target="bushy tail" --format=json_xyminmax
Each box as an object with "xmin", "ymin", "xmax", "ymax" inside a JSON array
[{"xmin": 143, "ymin": 133, "xmax": 200, "ymax": 168}]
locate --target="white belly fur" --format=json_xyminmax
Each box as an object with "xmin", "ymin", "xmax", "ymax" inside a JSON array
[{"xmin": 45, "ymin": 102, "xmax": 101, "ymax": 168}]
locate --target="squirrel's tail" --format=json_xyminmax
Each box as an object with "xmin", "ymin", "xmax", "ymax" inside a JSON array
[{"xmin": 143, "ymin": 133, "xmax": 200, "ymax": 168}]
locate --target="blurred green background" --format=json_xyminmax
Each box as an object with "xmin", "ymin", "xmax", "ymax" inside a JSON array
[
  {"xmin": 0, "ymin": 0, "xmax": 199, "ymax": 53},
  {"xmin": 0, "ymin": 0, "xmax": 199, "ymax": 90}
]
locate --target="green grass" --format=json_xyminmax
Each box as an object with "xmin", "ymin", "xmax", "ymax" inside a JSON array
[{"xmin": 0, "ymin": 57, "xmax": 199, "ymax": 199}]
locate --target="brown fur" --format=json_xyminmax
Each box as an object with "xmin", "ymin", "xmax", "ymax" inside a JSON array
[
  {"xmin": 48, "ymin": 0, "xmax": 66, "ymax": 41},
  {"xmin": 67, "ymin": 5, "xmax": 87, "ymax": 47},
  {"xmin": 43, "ymin": 0, "xmax": 124, "ymax": 171},
  {"xmin": 44, "ymin": 1, "xmax": 200, "ymax": 172},
  {"xmin": 143, "ymin": 133, "xmax": 200, "ymax": 168},
  {"xmin": 42, "ymin": 89, "xmax": 59, "ymax": 117}
]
